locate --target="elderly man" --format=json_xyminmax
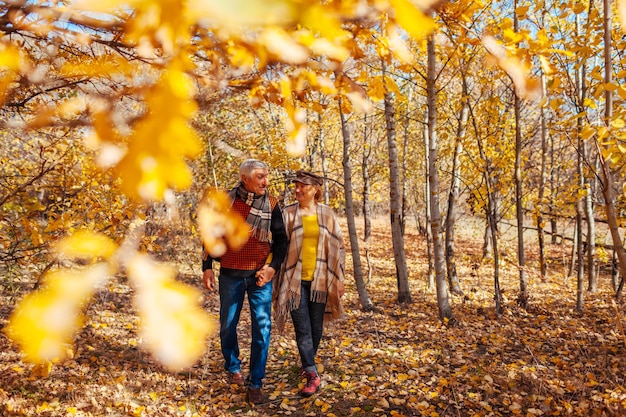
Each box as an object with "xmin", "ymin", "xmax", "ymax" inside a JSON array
[{"xmin": 202, "ymin": 159, "xmax": 287, "ymax": 405}]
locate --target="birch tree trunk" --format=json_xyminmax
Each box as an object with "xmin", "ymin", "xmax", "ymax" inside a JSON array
[
  {"xmin": 537, "ymin": 71, "xmax": 548, "ymax": 281},
  {"xmin": 600, "ymin": 0, "xmax": 626, "ymax": 298},
  {"xmin": 401, "ymin": 90, "xmax": 411, "ymax": 236},
  {"xmin": 445, "ymin": 75, "xmax": 468, "ymax": 296},
  {"xmin": 318, "ymin": 111, "xmax": 330, "ymax": 205},
  {"xmin": 513, "ymin": 0, "xmax": 528, "ymax": 309},
  {"xmin": 338, "ymin": 99, "xmax": 374, "ymax": 311},
  {"xmin": 426, "ymin": 35, "xmax": 452, "ymax": 320},
  {"xmin": 574, "ymin": 12, "xmax": 586, "ymax": 312},
  {"xmin": 424, "ymin": 112, "xmax": 435, "ymax": 290},
  {"xmin": 362, "ymin": 112, "xmax": 373, "ymax": 284},
  {"xmin": 583, "ymin": 139, "xmax": 597, "ymax": 292},
  {"xmin": 382, "ymin": 60, "xmax": 411, "ymax": 304},
  {"xmin": 469, "ymin": 94, "xmax": 503, "ymax": 316},
  {"xmin": 362, "ymin": 112, "xmax": 372, "ymax": 243}
]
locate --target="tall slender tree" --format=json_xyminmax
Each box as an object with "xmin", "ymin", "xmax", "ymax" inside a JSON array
[
  {"xmin": 338, "ymin": 99, "xmax": 374, "ymax": 311},
  {"xmin": 381, "ymin": 59, "xmax": 411, "ymax": 304},
  {"xmin": 426, "ymin": 35, "xmax": 453, "ymax": 320},
  {"xmin": 513, "ymin": 0, "xmax": 529, "ymax": 309}
]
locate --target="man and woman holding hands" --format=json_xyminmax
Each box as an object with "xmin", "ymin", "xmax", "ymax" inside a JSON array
[{"xmin": 201, "ymin": 159, "xmax": 345, "ymax": 405}]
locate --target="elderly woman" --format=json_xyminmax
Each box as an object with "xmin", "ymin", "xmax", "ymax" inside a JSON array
[{"xmin": 274, "ymin": 170, "xmax": 346, "ymax": 397}]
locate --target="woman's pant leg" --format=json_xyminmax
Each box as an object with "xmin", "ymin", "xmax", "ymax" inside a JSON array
[
  {"xmin": 291, "ymin": 282, "xmax": 325, "ymax": 373},
  {"xmin": 309, "ymin": 298, "xmax": 326, "ymax": 354}
]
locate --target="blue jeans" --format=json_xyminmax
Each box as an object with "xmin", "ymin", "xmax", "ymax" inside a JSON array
[
  {"xmin": 218, "ymin": 271, "xmax": 272, "ymax": 389},
  {"xmin": 290, "ymin": 281, "xmax": 326, "ymax": 373}
]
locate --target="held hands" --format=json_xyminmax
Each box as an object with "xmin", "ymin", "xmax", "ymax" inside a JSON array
[{"xmin": 255, "ymin": 265, "xmax": 275, "ymax": 287}]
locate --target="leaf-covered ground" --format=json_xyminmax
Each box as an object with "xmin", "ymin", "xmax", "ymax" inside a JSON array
[{"xmin": 2, "ymin": 216, "xmax": 626, "ymax": 416}]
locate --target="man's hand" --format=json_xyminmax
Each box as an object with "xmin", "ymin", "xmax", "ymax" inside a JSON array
[
  {"xmin": 338, "ymin": 280, "xmax": 345, "ymax": 298},
  {"xmin": 203, "ymin": 269, "xmax": 216, "ymax": 291},
  {"xmin": 255, "ymin": 265, "xmax": 275, "ymax": 287}
]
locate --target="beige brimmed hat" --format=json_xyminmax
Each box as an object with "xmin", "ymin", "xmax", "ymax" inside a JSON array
[{"xmin": 293, "ymin": 170, "xmax": 323, "ymax": 186}]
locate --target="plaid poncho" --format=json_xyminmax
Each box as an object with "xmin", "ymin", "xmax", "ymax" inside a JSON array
[{"xmin": 273, "ymin": 203, "xmax": 346, "ymax": 332}]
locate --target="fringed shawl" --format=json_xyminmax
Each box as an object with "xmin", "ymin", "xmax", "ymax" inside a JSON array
[{"xmin": 273, "ymin": 203, "xmax": 345, "ymax": 332}]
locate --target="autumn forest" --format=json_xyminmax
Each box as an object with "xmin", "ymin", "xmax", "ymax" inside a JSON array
[{"xmin": 3, "ymin": 0, "xmax": 626, "ymax": 416}]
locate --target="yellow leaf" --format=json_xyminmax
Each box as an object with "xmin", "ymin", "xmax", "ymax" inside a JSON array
[
  {"xmin": 612, "ymin": 118, "xmax": 626, "ymax": 129},
  {"xmin": 5, "ymin": 264, "xmax": 110, "ymax": 363},
  {"xmin": 515, "ymin": 5, "xmax": 529, "ymax": 16},
  {"xmin": 369, "ymin": 77, "xmax": 386, "ymax": 102},
  {"xmin": 36, "ymin": 402, "xmax": 51, "ymax": 412},
  {"xmin": 197, "ymin": 188, "xmax": 250, "ymax": 257},
  {"xmin": 227, "ymin": 43, "xmax": 257, "ymax": 69},
  {"xmin": 187, "ymin": 0, "xmax": 297, "ymax": 30},
  {"xmin": 53, "ymin": 230, "xmax": 118, "ymax": 260},
  {"xmin": 583, "ymin": 98, "xmax": 597, "ymax": 109},
  {"xmin": 619, "ymin": 0, "xmax": 626, "ymax": 34},
  {"xmin": 129, "ymin": 255, "xmax": 215, "ymax": 371},
  {"xmin": 115, "ymin": 62, "xmax": 201, "ymax": 201},
  {"xmin": 30, "ymin": 361, "xmax": 53, "ymax": 378},
  {"xmin": 389, "ymin": 0, "xmax": 437, "ymax": 40},
  {"xmin": 0, "ymin": 43, "xmax": 28, "ymax": 105},
  {"xmin": 481, "ymin": 35, "xmax": 541, "ymax": 100}
]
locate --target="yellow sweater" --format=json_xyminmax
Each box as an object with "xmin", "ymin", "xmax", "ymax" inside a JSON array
[{"xmin": 300, "ymin": 214, "xmax": 319, "ymax": 281}]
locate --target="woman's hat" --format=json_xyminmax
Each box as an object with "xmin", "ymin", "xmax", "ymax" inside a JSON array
[{"xmin": 293, "ymin": 170, "xmax": 323, "ymax": 186}]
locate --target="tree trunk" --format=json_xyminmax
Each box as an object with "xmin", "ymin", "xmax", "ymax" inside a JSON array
[
  {"xmin": 338, "ymin": 99, "xmax": 374, "ymax": 311},
  {"xmin": 445, "ymin": 76, "xmax": 468, "ymax": 296},
  {"xmin": 382, "ymin": 60, "xmax": 411, "ymax": 304},
  {"xmin": 424, "ymin": 112, "xmax": 435, "ymax": 290},
  {"xmin": 469, "ymin": 93, "xmax": 503, "ymax": 316},
  {"xmin": 574, "ymin": 11, "xmax": 586, "ymax": 312},
  {"xmin": 513, "ymin": 0, "xmax": 528, "ymax": 309},
  {"xmin": 426, "ymin": 35, "xmax": 453, "ymax": 320},
  {"xmin": 600, "ymin": 0, "xmax": 626, "ymax": 299},
  {"xmin": 583, "ymin": 139, "xmax": 597, "ymax": 292},
  {"xmin": 362, "ymin": 112, "xmax": 373, "ymax": 284},
  {"xmin": 401, "ymin": 88, "xmax": 413, "ymax": 236},
  {"xmin": 362, "ymin": 112, "xmax": 372, "ymax": 243},
  {"xmin": 318, "ymin": 111, "xmax": 330, "ymax": 205},
  {"xmin": 537, "ymin": 70, "xmax": 548, "ymax": 281},
  {"xmin": 550, "ymin": 132, "xmax": 558, "ymax": 245}
]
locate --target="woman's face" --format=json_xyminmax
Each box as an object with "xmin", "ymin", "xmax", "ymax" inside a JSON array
[{"xmin": 294, "ymin": 181, "xmax": 317, "ymax": 204}]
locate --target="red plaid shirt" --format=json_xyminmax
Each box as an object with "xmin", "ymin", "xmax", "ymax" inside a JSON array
[{"xmin": 217, "ymin": 196, "xmax": 277, "ymax": 271}]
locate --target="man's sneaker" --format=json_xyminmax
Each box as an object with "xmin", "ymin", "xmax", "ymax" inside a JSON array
[
  {"xmin": 300, "ymin": 371, "xmax": 321, "ymax": 397},
  {"xmin": 229, "ymin": 371, "xmax": 244, "ymax": 387},
  {"xmin": 247, "ymin": 387, "xmax": 264, "ymax": 404}
]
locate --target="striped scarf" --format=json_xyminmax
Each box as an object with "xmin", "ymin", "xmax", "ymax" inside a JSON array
[{"xmin": 229, "ymin": 183, "xmax": 272, "ymax": 243}]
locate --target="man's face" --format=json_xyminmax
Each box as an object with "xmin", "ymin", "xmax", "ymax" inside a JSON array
[{"xmin": 241, "ymin": 168, "xmax": 269, "ymax": 195}]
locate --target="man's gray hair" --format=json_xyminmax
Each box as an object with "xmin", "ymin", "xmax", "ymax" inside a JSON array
[{"xmin": 239, "ymin": 159, "xmax": 268, "ymax": 179}]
